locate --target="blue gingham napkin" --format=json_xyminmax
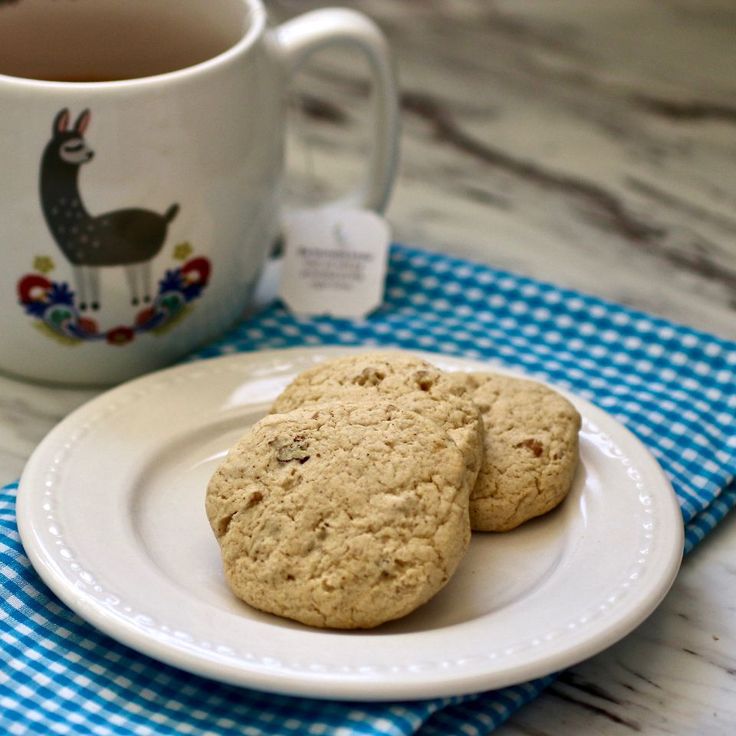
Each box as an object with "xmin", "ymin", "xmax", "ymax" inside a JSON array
[{"xmin": 2, "ymin": 244, "xmax": 735, "ymax": 735}]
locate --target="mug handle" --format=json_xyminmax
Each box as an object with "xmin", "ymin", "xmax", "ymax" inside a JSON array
[{"xmin": 272, "ymin": 8, "xmax": 400, "ymax": 213}]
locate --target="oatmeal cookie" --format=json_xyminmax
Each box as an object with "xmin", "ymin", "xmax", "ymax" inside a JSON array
[
  {"xmin": 442, "ymin": 372, "xmax": 581, "ymax": 531},
  {"xmin": 206, "ymin": 399, "xmax": 470, "ymax": 628}
]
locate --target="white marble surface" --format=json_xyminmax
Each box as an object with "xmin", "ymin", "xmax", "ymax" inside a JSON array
[{"xmin": 1, "ymin": 0, "xmax": 734, "ymax": 733}]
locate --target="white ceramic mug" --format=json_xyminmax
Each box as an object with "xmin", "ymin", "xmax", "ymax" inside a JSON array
[{"xmin": 0, "ymin": 0, "xmax": 399, "ymax": 385}]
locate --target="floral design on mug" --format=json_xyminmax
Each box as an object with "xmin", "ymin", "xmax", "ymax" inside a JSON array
[
  {"xmin": 15, "ymin": 107, "xmax": 213, "ymax": 346},
  {"xmin": 16, "ymin": 251, "xmax": 212, "ymax": 346}
]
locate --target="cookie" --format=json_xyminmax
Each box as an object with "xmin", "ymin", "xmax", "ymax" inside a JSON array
[
  {"xmin": 271, "ymin": 352, "xmax": 484, "ymax": 491},
  {"xmin": 206, "ymin": 400, "xmax": 470, "ymax": 629},
  {"xmin": 442, "ymin": 372, "xmax": 581, "ymax": 532}
]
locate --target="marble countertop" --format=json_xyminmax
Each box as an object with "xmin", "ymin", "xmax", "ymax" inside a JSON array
[{"xmin": 2, "ymin": 0, "xmax": 734, "ymax": 733}]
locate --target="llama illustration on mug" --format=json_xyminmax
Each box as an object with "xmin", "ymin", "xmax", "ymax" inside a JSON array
[{"xmin": 39, "ymin": 108, "xmax": 179, "ymax": 310}]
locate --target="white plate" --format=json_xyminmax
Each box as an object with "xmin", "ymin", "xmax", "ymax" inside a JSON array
[{"xmin": 17, "ymin": 347, "xmax": 684, "ymax": 701}]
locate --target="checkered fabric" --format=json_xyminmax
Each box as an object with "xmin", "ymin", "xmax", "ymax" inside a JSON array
[{"xmin": 2, "ymin": 244, "xmax": 735, "ymax": 735}]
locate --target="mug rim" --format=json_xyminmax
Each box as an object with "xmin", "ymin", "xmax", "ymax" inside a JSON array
[{"xmin": 0, "ymin": 0, "xmax": 266, "ymax": 90}]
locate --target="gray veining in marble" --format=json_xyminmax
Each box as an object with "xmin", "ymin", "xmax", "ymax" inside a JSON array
[
  {"xmin": 1, "ymin": 1, "xmax": 734, "ymax": 734},
  {"xmin": 276, "ymin": 0, "xmax": 736, "ymax": 340}
]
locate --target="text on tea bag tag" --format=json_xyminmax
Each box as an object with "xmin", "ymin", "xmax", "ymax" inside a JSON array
[{"xmin": 279, "ymin": 209, "xmax": 390, "ymax": 319}]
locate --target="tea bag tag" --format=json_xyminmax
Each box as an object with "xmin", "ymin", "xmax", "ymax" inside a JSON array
[{"xmin": 279, "ymin": 208, "xmax": 390, "ymax": 319}]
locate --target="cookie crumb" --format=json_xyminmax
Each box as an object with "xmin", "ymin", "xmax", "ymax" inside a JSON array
[
  {"xmin": 246, "ymin": 491, "xmax": 263, "ymax": 507},
  {"xmin": 270, "ymin": 434, "xmax": 311, "ymax": 462},
  {"xmin": 354, "ymin": 367, "xmax": 386, "ymax": 386},
  {"xmin": 516, "ymin": 438, "xmax": 544, "ymax": 457},
  {"xmin": 415, "ymin": 370, "xmax": 435, "ymax": 391}
]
